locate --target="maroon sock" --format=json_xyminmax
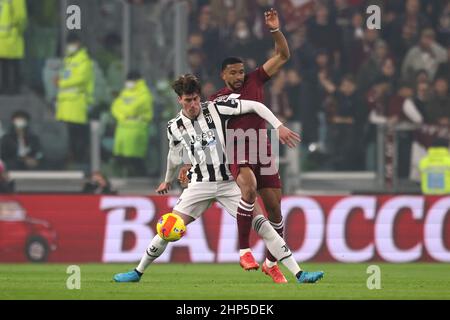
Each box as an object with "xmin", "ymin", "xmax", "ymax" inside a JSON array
[
  {"xmin": 266, "ymin": 219, "xmax": 284, "ymax": 262},
  {"xmin": 237, "ymin": 199, "xmax": 254, "ymax": 249}
]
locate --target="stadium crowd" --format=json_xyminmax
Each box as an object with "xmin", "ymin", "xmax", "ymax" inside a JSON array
[
  {"xmin": 0, "ymin": 0, "xmax": 449, "ymax": 183},
  {"xmin": 184, "ymin": 0, "xmax": 450, "ymax": 180}
]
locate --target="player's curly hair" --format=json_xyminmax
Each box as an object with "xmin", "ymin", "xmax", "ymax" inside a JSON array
[
  {"xmin": 221, "ymin": 57, "xmax": 243, "ymax": 71},
  {"xmin": 172, "ymin": 74, "xmax": 201, "ymax": 97}
]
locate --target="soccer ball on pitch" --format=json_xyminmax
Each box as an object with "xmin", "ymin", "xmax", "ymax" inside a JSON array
[{"xmin": 156, "ymin": 213, "xmax": 186, "ymax": 242}]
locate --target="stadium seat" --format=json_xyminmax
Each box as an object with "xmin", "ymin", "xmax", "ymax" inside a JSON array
[
  {"xmin": 36, "ymin": 121, "xmax": 69, "ymax": 170},
  {"xmin": 0, "ymin": 94, "xmax": 46, "ymax": 124}
]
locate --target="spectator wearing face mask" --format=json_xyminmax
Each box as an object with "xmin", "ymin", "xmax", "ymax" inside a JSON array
[
  {"xmin": 111, "ymin": 71, "xmax": 153, "ymax": 176},
  {"xmin": 0, "ymin": 110, "xmax": 43, "ymax": 170},
  {"xmin": 82, "ymin": 171, "xmax": 116, "ymax": 194},
  {"xmin": 227, "ymin": 19, "xmax": 267, "ymax": 67},
  {"xmin": 55, "ymin": 33, "xmax": 94, "ymax": 166}
]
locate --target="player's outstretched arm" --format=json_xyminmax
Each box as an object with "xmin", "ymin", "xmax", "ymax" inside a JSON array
[
  {"xmin": 262, "ymin": 8, "xmax": 290, "ymax": 77},
  {"xmin": 238, "ymin": 99, "xmax": 282, "ymax": 128},
  {"xmin": 157, "ymin": 133, "xmax": 183, "ymax": 193},
  {"xmin": 239, "ymin": 99, "xmax": 300, "ymax": 148},
  {"xmin": 214, "ymin": 98, "xmax": 301, "ymax": 147},
  {"xmin": 277, "ymin": 125, "xmax": 301, "ymax": 148},
  {"xmin": 156, "ymin": 150, "xmax": 177, "ymax": 194}
]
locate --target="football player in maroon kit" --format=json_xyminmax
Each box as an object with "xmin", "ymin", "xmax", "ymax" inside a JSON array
[
  {"xmin": 178, "ymin": 8, "xmax": 292, "ymax": 283},
  {"xmin": 208, "ymin": 8, "xmax": 292, "ymax": 283}
]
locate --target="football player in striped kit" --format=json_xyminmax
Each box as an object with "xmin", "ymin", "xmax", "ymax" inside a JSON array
[{"xmin": 113, "ymin": 74, "xmax": 324, "ymax": 284}]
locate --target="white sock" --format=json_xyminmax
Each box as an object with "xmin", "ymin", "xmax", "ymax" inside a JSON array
[
  {"xmin": 252, "ymin": 215, "xmax": 301, "ymax": 277},
  {"xmin": 268, "ymin": 218, "xmax": 284, "ymax": 266},
  {"xmin": 239, "ymin": 248, "xmax": 251, "ymax": 256},
  {"xmin": 265, "ymin": 258, "xmax": 277, "ymax": 268},
  {"xmin": 280, "ymin": 255, "xmax": 302, "ymax": 276},
  {"xmin": 270, "ymin": 219, "xmax": 284, "ymax": 232},
  {"xmin": 136, "ymin": 234, "xmax": 168, "ymax": 273}
]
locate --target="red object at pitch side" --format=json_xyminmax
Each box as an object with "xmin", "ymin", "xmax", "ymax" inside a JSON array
[{"xmin": 0, "ymin": 199, "xmax": 57, "ymax": 262}]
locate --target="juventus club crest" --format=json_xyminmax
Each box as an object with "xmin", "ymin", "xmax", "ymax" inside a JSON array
[{"xmin": 205, "ymin": 113, "xmax": 213, "ymax": 124}]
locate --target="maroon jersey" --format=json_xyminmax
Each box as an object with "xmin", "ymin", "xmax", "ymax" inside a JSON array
[
  {"xmin": 209, "ymin": 66, "xmax": 281, "ymax": 189},
  {"xmin": 209, "ymin": 67, "xmax": 271, "ymax": 131}
]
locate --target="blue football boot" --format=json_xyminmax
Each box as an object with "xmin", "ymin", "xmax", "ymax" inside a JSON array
[
  {"xmin": 113, "ymin": 270, "xmax": 141, "ymax": 282},
  {"xmin": 297, "ymin": 271, "xmax": 324, "ymax": 284}
]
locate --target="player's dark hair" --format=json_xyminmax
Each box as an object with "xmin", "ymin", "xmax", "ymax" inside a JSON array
[
  {"xmin": 172, "ymin": 74, "xmax": 202, "ymax": 97},
  {"xmin": 221, "ymin": 57, "xmax": 244, "ymax": 71}
]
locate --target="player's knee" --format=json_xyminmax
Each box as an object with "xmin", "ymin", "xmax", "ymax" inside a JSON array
[{"xmin": 241, "ymin": 186, "xmax": 257, "ymax": 202}]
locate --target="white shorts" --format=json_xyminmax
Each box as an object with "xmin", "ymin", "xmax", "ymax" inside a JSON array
[{"xmin": 173, "ymin": 181, "xmax": 241, "ymax": 220}]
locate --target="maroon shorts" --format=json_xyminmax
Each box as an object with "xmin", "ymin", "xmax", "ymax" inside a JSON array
[{"xmin": 228, "ymin": 142, "xmax": 281, "ymax": 190}]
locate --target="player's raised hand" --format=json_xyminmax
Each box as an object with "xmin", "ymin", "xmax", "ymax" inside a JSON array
[
  {"xmin": 156, "ymin": 182, "xmax": 171, "ymax": 194},
  {"xmin": 277, "ymin": 125, "xmax": 301, "ymax": 148},
  {"xmin": 264, "ymin": 8, "xmax": 280, "ymax": 30}
]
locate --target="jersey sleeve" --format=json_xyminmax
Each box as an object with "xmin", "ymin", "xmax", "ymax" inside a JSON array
[
  {"xmin": 167, "ymin": 121, "xmax": 181, "ymax": 148},
  {"xmin": 164, "ymin": 122, "xmax": 183, "ymax": 182},
  {"xmin": 250, "ymin": 67, "xmax": 271, "ymax": 84},
  {"xmin": 239, "ymin": 99, "xmax": 282, "ymax": 128},
  {"xmin": 215, "ymin": 99, "xmax": 282, "ymax": 128},
  {"xmin": 214, "ymin": 99, "xmax": 242, "ymax": 116}
]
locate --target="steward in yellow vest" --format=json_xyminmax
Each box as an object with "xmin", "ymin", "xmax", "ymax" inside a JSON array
[
  {"xmin": 0, "ymin": 0, "xmax": 27, "ymax": 94},
  {"xmin": 0, "ymin": 0, "xmax": 27, "ymax": 59},
  {"xmin": 56, "ymin": 33, "xmax": 94, "ymax": 164},
  {"xmin": 56, "ymin": 34, "xmax": 94, "ymax": 124},
  {"xmin": 111, "ymin": 71, "xmax": 153, "ymax": 175},
  {"xmin": 419, "ymin": 146, "xmax": 450, "ymax": 195}
]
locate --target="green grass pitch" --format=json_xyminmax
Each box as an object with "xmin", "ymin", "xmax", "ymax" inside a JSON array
[{"xmin": 0, "ymin": 263, "xmax": 449, "ymax": 300}]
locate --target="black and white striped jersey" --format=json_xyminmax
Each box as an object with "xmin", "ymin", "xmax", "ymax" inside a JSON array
[{"xmin": 167, "ymin": 99, "xmax": 244, "ymax": 182}]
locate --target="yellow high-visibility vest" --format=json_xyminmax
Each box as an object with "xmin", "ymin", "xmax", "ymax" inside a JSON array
[
  {"xmin": 0, "ymin": 0, "xmax": 27, "ymax": 59},
  {"xmin": 111, "ymin": 79, "xmax": 153, "ymax": 158},
  {"xmin": 56, "ymin": 48, "xmax": 94, "ymax": 124},
  {"xmin": 419, "ymin": 147, "xmax": 450, "ymax": 195}
]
